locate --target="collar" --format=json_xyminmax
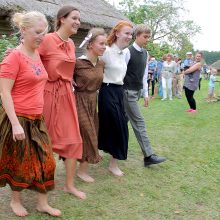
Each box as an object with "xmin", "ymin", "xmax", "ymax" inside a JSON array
[
  {"xmin": 78, "ymin": 55, "xmax": 98, "ymax": 66},
  {"xmin": 133, "ymin": 42, "xmax": 143, "ymax": 52},
  {"xmin": 111, "ymin": 43, "xmax": 124, "ymax": 55}
]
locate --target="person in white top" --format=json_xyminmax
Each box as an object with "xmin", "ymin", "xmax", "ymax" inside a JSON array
[
  {"xmin": 98, "ymin": 21, "xmax": 133, "ymax": 177},
  {"xmin": 161, "ymin": 53, "xmax": 176, "ymax": 100}
]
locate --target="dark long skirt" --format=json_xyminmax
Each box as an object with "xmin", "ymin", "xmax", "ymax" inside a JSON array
[
  {"xmin": 0, "ymin": 107, "xmax": 55, "ymax": 193},
  {"xmin": 98, "ymin": 83, "xmax": 128, "ymax": 160}
]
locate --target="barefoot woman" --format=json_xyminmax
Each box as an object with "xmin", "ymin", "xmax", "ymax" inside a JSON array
[
  {"xmin": 38, "ymin": 6, "xmax": 85, "ymax": 199},
  {"xmin": 0, "ymin": 11, "xmax": 60, "ymax": 217}
]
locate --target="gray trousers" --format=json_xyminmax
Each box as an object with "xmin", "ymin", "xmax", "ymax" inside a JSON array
[{"xmin": 123, "ymin": 89, "xmax": 153, "ymax": 157}]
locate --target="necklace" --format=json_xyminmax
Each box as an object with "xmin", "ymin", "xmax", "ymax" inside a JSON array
[{"xmin": 56, "ymin": 32, "xmax": 69, "ymax": 42}]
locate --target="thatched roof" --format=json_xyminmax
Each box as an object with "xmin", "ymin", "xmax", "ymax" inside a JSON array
[
  {"xmin": 210, "ymin": 60, "xmax": 220, "ymax": 70},
  {"xmin": 0, "ymin": 0, "xmax": 128, "ymax": 29}
]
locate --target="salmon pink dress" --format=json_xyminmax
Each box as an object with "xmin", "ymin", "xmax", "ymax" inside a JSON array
[{"xmin": 38, "ymin": 32, "xmax": 82, "ymax": 159}]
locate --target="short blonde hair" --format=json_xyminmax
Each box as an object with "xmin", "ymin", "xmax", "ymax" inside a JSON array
[
  {"xmin": 12, "ymin": 11, "xmax": 48, "ymax": 30},
  {"xmin": 134, "ymin": 24, "xmax": 151, "ymax": 38}
]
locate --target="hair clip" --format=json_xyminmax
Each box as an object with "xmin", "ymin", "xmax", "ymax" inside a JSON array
[{"xmin": 79, "ymin": 33, "xmax": 93, "ymax": 48}]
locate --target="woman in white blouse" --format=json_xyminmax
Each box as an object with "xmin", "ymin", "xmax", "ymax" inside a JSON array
[
  {"xmin": 98, "ymin": 21, "xmax": 133, "ymax": 176},
  {"xmin": 161, "ymin": 53, "xmax": 176, "ymax": 100}
]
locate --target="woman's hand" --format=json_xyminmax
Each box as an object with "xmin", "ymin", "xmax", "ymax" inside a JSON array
[{"xmin": 12, "ymin": 124, "xmax": 25, "ymax": 141}]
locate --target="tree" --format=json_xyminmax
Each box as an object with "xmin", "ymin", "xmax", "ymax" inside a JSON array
[{"xmin": 114, "ymin": 0, "xmax": 201, "ymax": 58}]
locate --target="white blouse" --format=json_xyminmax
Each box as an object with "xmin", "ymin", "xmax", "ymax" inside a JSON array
[{"xmin": 101, "ymin": 44, "xmax": 127, "ymax": 85}]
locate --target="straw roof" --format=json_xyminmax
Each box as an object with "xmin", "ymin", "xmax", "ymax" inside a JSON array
[
  {"xmin": 210, "ymin": 60, "xmax": 220, "ymax": 70},
  {"xmin": 0, "ymin": 0, "xmax": 128, "ymax": 29}
]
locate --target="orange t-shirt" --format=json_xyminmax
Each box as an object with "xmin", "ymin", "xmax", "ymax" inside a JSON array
[
  {"xmin": 38, "ymin": 32, "xmax": 76, "ymax": 82},
  {"xmin": 0, "ymin": 49, "xmax": 48, "ymax": 114}
]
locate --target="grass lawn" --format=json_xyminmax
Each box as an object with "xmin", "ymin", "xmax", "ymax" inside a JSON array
[{"xmin": 0, "ymin": 80, "xmax": 219, "ymax": 220}]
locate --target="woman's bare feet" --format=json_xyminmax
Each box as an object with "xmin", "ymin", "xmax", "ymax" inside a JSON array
[
  {"xmin": 36, "ymin": 204, "xmax": 61, "ymax": 217},
  {"xmin": 108, "ymin": 166, "xmax": 124, "ymax": 177},
  {"xmin": 77, "ymin": 172, "xmax": 95, "ymax": 183},
  {"xmin": 10, "ymin": 201, "xmax": 29, "ymax": 217},
  {"xmin": 63, "ymin": 186, "xmax": 87, "ymax": 200}
]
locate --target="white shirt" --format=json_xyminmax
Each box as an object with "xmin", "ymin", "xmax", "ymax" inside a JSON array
[
  {"xmin": 123, "ymin": 42, "xmax": 149, "ymax": 98},
  {"xmin": 101, "ymin": 44, "xmax": 127, "ymax": 85}
]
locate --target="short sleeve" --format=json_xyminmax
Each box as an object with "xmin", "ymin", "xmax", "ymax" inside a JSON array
[
  {"xmin": 0, "ymin": 50, "xmax": 20, "ymax": 80},
  {"xmin": 38, "ymin": 35, "xmax": 49, "ymax": 56}
]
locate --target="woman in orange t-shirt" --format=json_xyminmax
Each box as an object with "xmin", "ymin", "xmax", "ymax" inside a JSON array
[
  {"xmin": 0, "ymin": 12, "xmax": 60, "ymax": 217},
  {"xmin": 38, "ymin": 6, "xmax": 85, "ymax": 200}
]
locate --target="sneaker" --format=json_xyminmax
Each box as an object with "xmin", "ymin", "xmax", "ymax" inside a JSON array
[
  {"xmin": 161, "ymin": 98, "xmax": 167, "ymax": 101},
  {"xmin": 190, "ymin": 109, "xmax": 197, "ymax": 113},
  {"xmin": 169, "ymin": 98, "xmax": 173, "ymax": 101},
  {"xmin": 144, "ymin": 154, "xmax": 167, "ymax": 167},
  {"xmin": 185, "ymin": 109, "xmax": 193, "ymax": 112}
]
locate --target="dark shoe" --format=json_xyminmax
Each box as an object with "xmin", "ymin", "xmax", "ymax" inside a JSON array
[{"xmin": 144, "ymin": 154, "xmax": 166, "ymax": 166}]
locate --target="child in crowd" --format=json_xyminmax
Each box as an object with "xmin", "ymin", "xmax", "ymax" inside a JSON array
[{"xmin": 206, "ymin": 68, "xmax": 220, "ymax": 102}]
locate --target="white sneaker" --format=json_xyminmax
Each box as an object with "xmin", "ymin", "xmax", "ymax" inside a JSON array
[
  {"xmin": 161, "ymin": 98, "xmax": 167, "ymax": 101},
  {"xmin": 169, "ymin": 98, "xmax": 173, "ymax": 101}
]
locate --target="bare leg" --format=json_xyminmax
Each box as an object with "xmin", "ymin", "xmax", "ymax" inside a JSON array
[
  {"xmin": 108, "ymin": 156, "xmax": 124, "ymax": 177},
  {"xmin": 36, "ymin": 193, "xmax": 61, "ymax": 217},
  {"xmin": 77, "ymin": 161, "xmax": 95, "ymax": 183},
  {"xmin": 10, "ymin": 191, "xmax": 28, "ymax": 217},
  {"xmin": 63, "ymin": 158, "xmax": 87, "ymax": 199}
]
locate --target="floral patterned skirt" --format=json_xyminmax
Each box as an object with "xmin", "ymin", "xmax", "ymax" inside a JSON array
[{"xmin": 0, "ymin": 107, "xmax": 56, "ymax": 193}]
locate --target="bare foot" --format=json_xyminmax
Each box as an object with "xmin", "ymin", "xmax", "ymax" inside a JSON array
[
  {"xmin": 77, "ymin": 172, "xmax": 95, "ymax": 183},
  {"xmin": 10, "ymin": 201, "xmax": 29, "ymax": 217},
  {"xmin": 63, "ymin": 186, "xmax": 87, "ymax": 200},
  {"xmin": 108, "ymin": 166, "xmax": 124, "ymax": 177},
  {"xmin": 36, "ymin": 204, "xmax": 61, "ymax": 217}
]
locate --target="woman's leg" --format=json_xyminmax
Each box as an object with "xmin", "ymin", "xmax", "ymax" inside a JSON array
[
  {"xmin": 78, "ymin": 161, "xmax": 95, "ymax": 183},
  {"xmin": 10, "ymin": 191, "xmax": 28, "ymax": 217},
  {"xmin": 185, "ymin": 87, "xmax": 196, "ymax": 110},
  {"xmin": 168, "ymin": 77, "xmax": 173, "ymax": 99},
  {"xmin": 63, "ymin": 158, "xmax": 86, "ymax": 199},
  {"xmin": 108, "ymin": 156, "xmax": 124, "ymax": 177},
  {"xmin": 161, "ymin": 77, "xmax": 167, "ymax": 99},
  {"xmin": 36, "ymin": 193, "xmax": 61, "ymax": 217}
]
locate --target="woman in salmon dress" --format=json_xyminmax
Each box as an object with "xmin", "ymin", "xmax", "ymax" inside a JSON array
[{"xmin": 38, "ymin": 5, "xmax": 85, "ymax": 199}]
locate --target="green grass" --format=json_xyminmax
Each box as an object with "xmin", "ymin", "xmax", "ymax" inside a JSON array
[{"xmin": 0, "ymin": 80, "xmax": 220, "ymax": 220}]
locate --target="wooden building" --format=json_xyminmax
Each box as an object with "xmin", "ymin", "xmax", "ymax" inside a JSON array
[{"xmin": 0, "ymin": 0, "xmax": 128, "ymax": 56}]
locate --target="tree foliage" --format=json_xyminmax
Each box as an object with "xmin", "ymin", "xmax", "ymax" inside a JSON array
[
  {"xmin": 202, "ymin": 51, "xmax": 220, "ymax": 65},
  {"xmin": 0, "ymin": 34, "xmax": 18, "ymax": 62},
  {"xmin": 116, "ymin": 0, "xmax": 201, "ymax": 59}
]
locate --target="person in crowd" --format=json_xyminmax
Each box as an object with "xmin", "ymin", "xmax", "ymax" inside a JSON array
[
  {"xmin": 183, "ymin": 51, "xmax": 194, "ymax": 81},
  {"xmin": 98, "ymin": 21, "xmax": 133, "ymax": 176},
  {"xmin": 206, "ymin": 68, "xmax": 220, "ymax": 102},
  {"xmin": 156, "ymin": 55, "xmax": 167, "ymax": 97},
  {"xmin": 173, "ymin": 56, "xmax": 183, "ymax": 98},
  {"xmin": 183, "ymin": 51, "xmax": 203, "ymax": 113},
  {"xmin": 38, "ymin": 6, "xmax": 85, "ymax": 199},
  {"xmin": 147, "ymin": 56, "xmax": 157, "ymax": 98},
  {"xmin": 123, "ymin": 24, "xmax": 166, "ymax": 167},
  {"xmin": 74, "ymin": 28, "xmax": 107, "ymax": 182},
  {"xmin": 0, "ymin": 11, "xmax": 61, "ymax": 217},
  {"xmin": 161, "ymin": 53, "xmax": 176, "ymax": 101}
]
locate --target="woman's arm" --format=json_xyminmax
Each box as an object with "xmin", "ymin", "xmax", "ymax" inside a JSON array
[
  {"xmin": 184, "ymin": 62, "xmax": 201, "ymax": 75},
  {"xmin": 0, "ymin": 78, "xmax": 25, "ymax": 141}
]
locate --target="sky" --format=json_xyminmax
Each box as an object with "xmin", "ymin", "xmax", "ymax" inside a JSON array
[{"xmin": 110, "ymin": 0, "xmax": 220, "ymax": 51}]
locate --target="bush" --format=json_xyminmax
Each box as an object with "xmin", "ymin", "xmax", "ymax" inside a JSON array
[{"xmin": 0, "ymin": 34, "xmax": 18, "ymax": 62}]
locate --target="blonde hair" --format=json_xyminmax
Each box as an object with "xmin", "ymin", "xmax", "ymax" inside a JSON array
[
  {"xmin": 134, "ymin": 24, "xmax": 151, "ymax": 38},
  {"xmin": 86, "ymin": 28, "xmax": 106, "ymax": 49},
  {"xmin": 12, "ymin": 11, "xmax": 48, "ymax": 30},
  {"xmin": 107, "ymin": 20, "xmax": 133, "ymax": 46}
]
